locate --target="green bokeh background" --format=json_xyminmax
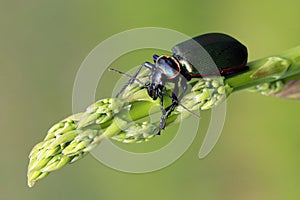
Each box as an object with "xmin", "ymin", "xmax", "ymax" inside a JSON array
[{"xmin": 1, "ymin": 0, "xmax": 300, "ymax": 199}]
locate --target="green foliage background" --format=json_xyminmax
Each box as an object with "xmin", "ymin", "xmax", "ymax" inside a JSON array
[{"xmin": 1, "ymin": 0, "xmax": 300, "ymax": 199}]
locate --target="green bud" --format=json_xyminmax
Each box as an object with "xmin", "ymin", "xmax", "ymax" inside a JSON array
[
  {"xmin": 49, "ymin": 130, "xmax": 81, "ymax": 149},
  {"xmin": 86, "ymin": 100, "xmax": 105, "ymax": 113},
  {"xmin": 74, "ymin": 129, "xmax": 98, "ymax": 141},
  {"xmin": 44, "ymin": 146, "xmax": 61, "ymax": 158},
  {"xmin": 29, "ymin": 157, "xmax": 52, "ymax": 172},
  {"xmin": 47, "ymin": 122, "xmax": 65, "ymax": 134},
  {"xmin": 201, "ymin": 98, "xmax": 217, "ymax": 110},
  {"xmin": 35, "ymin": 171, "xmax": 48, "ymax": 181},
  {"xmin": 77, "ymin": 113, "xmax": 101, "ymax": 129},
  {"xmin": 77, "ymin": 98, "xmax": 123, "ymax": 128},
  {"xmin": 211, "ymin": 80, "xmax": 220, "ymax": 88},
  {"xmin": 257, "ymin": 83, "xmax": 270, "ymax": 91},
  {"xmin": 96, "ymin": 113, "xmax": 113, "ymax": 124},
  {"xmin": 75, "ymin": 140, "xmax": 91, "ymax": 151},
  {"xmin": 82, "ymin": 142, "xmax": 99, "ymax": 153},
  {"xmin": 53, "ymin": 121, "xmax": 76, "ymax": 137},
  {"xmin": 70, "ymin": 152, "xmax": 86, "ymax": 163},
  {"xmin": 41, "ymin": 155, "xmax": 70, "ymax": 172},
  {"xmin": 29, "ymin": 140, "xmax": 49, "ymax": 158},
  {"xmin": 251, "ymin": 57, "xmax": 291, "ymax": 79},
  {"xmin": 217, "ymin": 86, "xmax": 226, "ymax": 95},
  {"xmin": 34, "ymin": 146, "xmax": 49, "ymax": 160},
  {"xmin": 44, "ymin": 132, "xmax": 55, "ymax": 140},
  {"xmin": 62, "ymin": 142, "xmax": 79, "ymax": 155},
  {"xmin": 252, "ymin": 80, "xmax": 285, "ymax": 96},
  {"xmin": 194, "ymin": 89, "xmax": 211, "ymax": 101},
  {"xmin": 111, "ymin": 121, "xmax": 158, "ymax": 143},
  {"xmin": 28, "ymin": 157, "xmax": 37, "ymax": 172},
  {"xmin": 27, "ymin": 170, "xmax": 49, "ymax": 187},
  {"xmin": 191, "ymin": 80, "xmax": 205, "ymax": 91}
]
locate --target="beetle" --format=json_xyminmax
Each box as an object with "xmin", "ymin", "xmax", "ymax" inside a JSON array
[{"xmin": 111, "ymin": 33, "xmax": 248, "ymax": 133}]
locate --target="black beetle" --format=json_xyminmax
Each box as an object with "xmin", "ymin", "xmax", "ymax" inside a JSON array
[{"xmin": 111, "ymin": 33, "xmax": 248, "ymax": 133}]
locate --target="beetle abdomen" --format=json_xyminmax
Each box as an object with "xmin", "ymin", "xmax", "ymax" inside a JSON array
[
  {"xmin": 192, "ymin": 33, "xmax": 248, "ymax": 70},
  {"xmin": 172, "ymin": 33, "xmax": 248, "ymax": 75}
]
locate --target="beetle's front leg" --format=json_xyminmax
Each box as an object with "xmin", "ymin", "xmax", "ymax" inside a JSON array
[
  {"xmin": 158, "ymin": 78, "xmax": 188, "ymax": 134},
  {"xmin": 158, "ymin": 81, "xmax": 179, "ymax": 134},
  {"xmin": 116, "ymin": 62, "xmax": 154, "ymax": 98},
  {"xmin": 164, "ymin": 80, "xmax": 180, "ymax": 114},
  {"xmin": 164, "ymin": 78, "xmax": 188, "ymax": 119}
]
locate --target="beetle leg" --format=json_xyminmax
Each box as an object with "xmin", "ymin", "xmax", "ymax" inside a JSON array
[
  {"xmin": 178, "ymin": 77, "xmax": 188, "ymax": 101},
  {"xmin": 163, "ymin": 81, "xmax": 180, "ymax": 118},
  {"xmin": 157, "ymin": 95, "xmax": 167, "ymax": 135},
  {"xmin": 164, "ymin": 77, "xmax": 188, "ymax": 118},
  {"xmin": 116, "ymin": 62, "xmax": 155, "ymax": 98},
  {"xmin": 158, "ymin": 78, "xmax": 189, "ymax": 133}
]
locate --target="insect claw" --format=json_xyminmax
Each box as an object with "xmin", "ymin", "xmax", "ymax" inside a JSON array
[
  {"xmin": 172, "ymin": 99, "xmax": 179, "ymax": 106},
  {"xmin": 159, "ymin": 116, "xmax": 167, "ymax": 130}
]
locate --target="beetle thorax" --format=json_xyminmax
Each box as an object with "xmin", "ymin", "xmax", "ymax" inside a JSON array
[{"xmin": 156, "ymin": 56, "xmax": 180, "ymax": 79}]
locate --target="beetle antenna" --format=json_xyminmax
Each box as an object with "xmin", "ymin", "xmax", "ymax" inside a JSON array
[
  {"xmin": 108, "ymin": 67, "xmax": 146, "ymax": 85},
  {"xmin": 161, "ymin": 91, "xmax": 200, "ymax": 119},
  {"xmin": 178, "ymin": 103, "xmax": 201, "ymax": 119}
]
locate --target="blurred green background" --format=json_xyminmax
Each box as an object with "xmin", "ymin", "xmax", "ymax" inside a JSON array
[{"xmin": 1, "ymin": 0, "xmax": 300, "ymax": 199}]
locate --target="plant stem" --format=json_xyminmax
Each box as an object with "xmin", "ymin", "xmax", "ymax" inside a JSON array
[{"xmin": 226, "ymin": 46, "xmax": 300, "ymax": 91}]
